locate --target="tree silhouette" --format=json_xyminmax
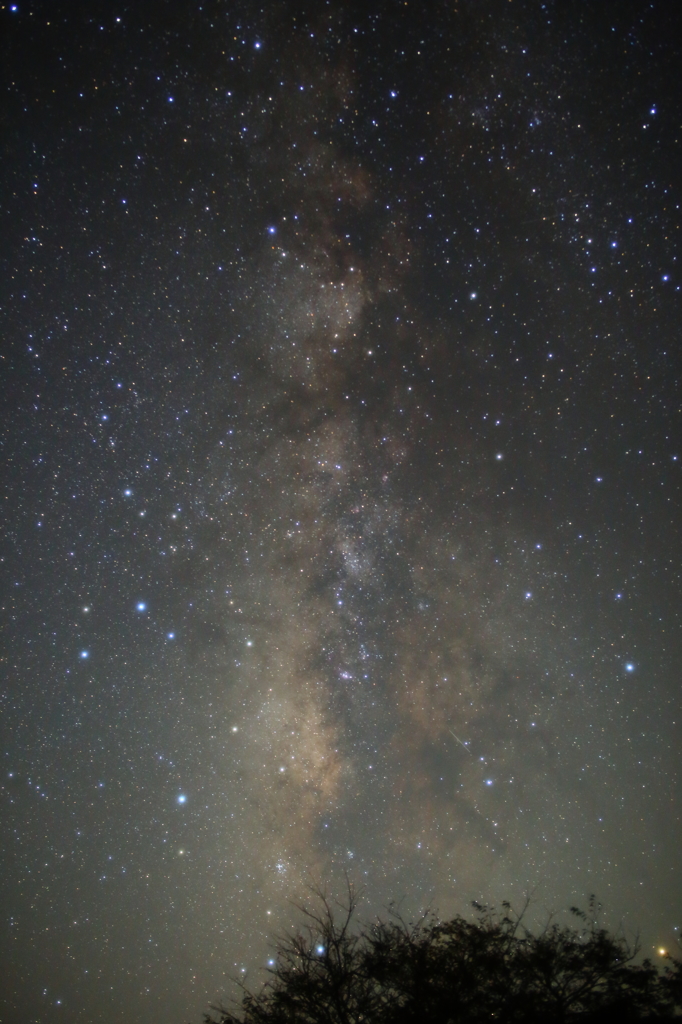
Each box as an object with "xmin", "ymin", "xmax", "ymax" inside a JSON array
[{"xmin": 204, "ymin": 887, "xmax": 682, "ymax": 1024}]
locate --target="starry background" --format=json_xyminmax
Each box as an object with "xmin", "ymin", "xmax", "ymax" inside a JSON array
[{"xmin": 1, "ymin": 0, "xmax": 681, "ymax": 1021}]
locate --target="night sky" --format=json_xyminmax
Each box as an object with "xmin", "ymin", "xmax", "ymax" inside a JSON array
[{"xmin": 2, "ymin": 1, "xmax": 681, "ymax": 1021}]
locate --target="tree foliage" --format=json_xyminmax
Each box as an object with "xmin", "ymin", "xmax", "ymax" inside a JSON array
[{"xmin": 205, "ymin": 886, "xmax": 682, "ymax": 1024}]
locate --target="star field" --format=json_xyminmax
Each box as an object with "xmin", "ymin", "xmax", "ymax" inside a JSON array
[{"xmin": 1, "ymin": 2, "xmax": 681, "ymax": 1021}]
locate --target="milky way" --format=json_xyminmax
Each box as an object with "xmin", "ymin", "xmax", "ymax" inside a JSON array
[{"xmin": 2, "ymin": 2, "xmax": 680, "ymax": 1022}]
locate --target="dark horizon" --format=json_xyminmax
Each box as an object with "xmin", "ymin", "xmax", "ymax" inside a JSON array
[{"xmin": 1, "ymin": 1, "xmax": 680, "ymax": 1021}]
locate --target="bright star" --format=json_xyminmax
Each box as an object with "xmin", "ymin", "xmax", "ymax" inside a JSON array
[
  {"xmin": 624, "ymin": 662, "xmax": 635, "ymax": 673},
  {"xmin": 177, "ymin": 794, "xmax": 186, "ymax": 804},
  {"xmin": 137, "ymin": 602, "xmax": 147, "ymax": 612},
  {"xmin": 80, "ymin": 650, "xmax": 89, "ymax": 659}
]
